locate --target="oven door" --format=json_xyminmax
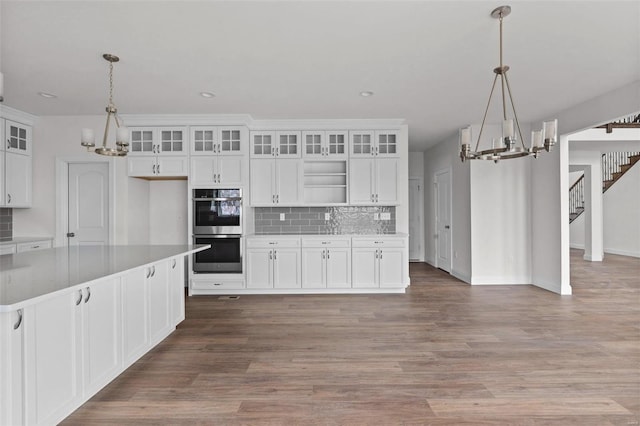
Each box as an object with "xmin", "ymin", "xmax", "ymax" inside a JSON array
[
  {"xmin": 193, "ymin": 235, "xmax": 242, "ymax": 273},
  {"xmin": 193, "ymin": 198, "xmax": 242, "ymax": 234}
]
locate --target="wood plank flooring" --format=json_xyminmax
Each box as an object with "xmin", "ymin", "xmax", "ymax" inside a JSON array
[{"xmin": 62, "ymin": 250, "xmax": 640, "ymax": 425}]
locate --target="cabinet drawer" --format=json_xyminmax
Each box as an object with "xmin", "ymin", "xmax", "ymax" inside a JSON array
[
  {"xmin": 0, "ymin": 244, "xmax": 17, "ymax": 255},
  {"xmin": 302, "ymin": 238, "xmax": 351, "ymax": 248},
  {"xmin": 352, "ymin": 237, "xmax": 406, "ymax": 248},
  {"xmin": 246, "ymin": 237, "xmax": 301, "ymax": 249},
  {"xmin": 191, "ymin": 278, "xmax": 245, "ymax": 290},
  {"xmin": 17, "ymin": 240, "xmax": 52, "ymax": 252}
]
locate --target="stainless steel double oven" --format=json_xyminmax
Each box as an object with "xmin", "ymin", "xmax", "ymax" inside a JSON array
[{"xmin": 192, "ymin": 189, "xmax": 243, "ymax": 273}]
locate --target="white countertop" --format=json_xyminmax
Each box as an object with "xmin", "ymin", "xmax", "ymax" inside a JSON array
[
  {"xmin": 0, "ymin": 245, "xmax": 207, "ymax": 311},
  {"xmin": 247, "ymin": 233, "xmax": 409, "ymax": 238}
]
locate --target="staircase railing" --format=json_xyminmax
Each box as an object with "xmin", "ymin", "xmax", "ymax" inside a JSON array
[
  {"xmin": 569, "ymin": 174, "xmax": 585, "ymax": 223},
  {"xmin": 602, "ymin": 151, "xmax": 640, "ymax": 186}
]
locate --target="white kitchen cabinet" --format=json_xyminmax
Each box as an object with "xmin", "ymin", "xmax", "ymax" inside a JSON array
[
  {"xmin": 0, "ymin": 242, "xmax": 16, "ymax": 255},
  {"xmin": 0, "ymin": 309, "xmax": 25, "ymax": 426},
  {"xmin": 250, "ymin": 131, "xmax": 300, "ymax": 158},
  {"xmin": 190, "ymin": 155, "xmax": 243, "ymax": 186},
  {"xmin": 23, "ymin": 290, "xmax": 83, "ymax": 426},
  {"xmin": 349, "ymin": 130, "xmax": 399, "ymax": 158},
  {"xmin": 121, "ymin": 268, "xmax": 149, "ymax": 368},
  {"xmin": 191, "ymin": 126, "xmax": 245, "ymax": 156},
  {"xmin": 5, "ymin": 119, "xmax": 32, "ymax": 156},
  {"xmin": 129, "ymin": 127, "xmax": 187, "ymax": 156},
  {"xmin": 169, "ymin": 257, "xmax": 185, "ymax": 325},
  {"xmin": 246, "ymin": 237, "xmax": 301, "ymax": 289},
  {"xmin": 349, "ymin": 157, "xmax": 398, "ymax": 205},
  {"xmin": 16, "ymin": 239, "xmax": 53, "ymax": 253},
  {"xmin": 351, "ymin": 237, "xmax": 407, "ymax": 289},
  {"xmin": 128, "ymin": 155, "xmax": 188, "ymax": 178},
  {"xmin": 301, "ymin": 237, "xmax": 351, "ymax": 289},
  {"xmin": 4, "ymin": 151, "xmax": 32, "ymax": 207},
  {"xmin": 302, "ymin": 131, "xmax": 348, "ymax": 158},
  {"xmin": 146, "ymin": 261, "xmax": 171, "ymax": 346},
  {"xmin": 250, "ymin": 158, "xmax": 303, "ymax": 206}
]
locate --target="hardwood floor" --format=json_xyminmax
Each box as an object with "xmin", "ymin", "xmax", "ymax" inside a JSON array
[{"xmin": 62, "ymin": 250, "xmax": 640, "ymax": 425}]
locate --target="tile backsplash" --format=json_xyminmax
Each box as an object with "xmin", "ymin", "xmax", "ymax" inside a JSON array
[
  {"xmin": 254, "ymin": 206, "xmax": 396, "ymax": 235},
  {"xmin": 0, "ymin": 208, "xmax": 13, "ymax": 241}
]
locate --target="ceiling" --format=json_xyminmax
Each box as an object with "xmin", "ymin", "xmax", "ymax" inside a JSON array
[{"xmin": 1, "ymin": 1, "xmax": 639, "ymax": 151}]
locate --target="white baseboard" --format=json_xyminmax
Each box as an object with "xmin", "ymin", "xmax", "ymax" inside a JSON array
[
  {"xmin": 604, "ymin": 248, "xmax": 640, "ymax": 258},
  {"xmin": 451, "ymin": 269, "xmax": 470, "ymax": 284},
  {"xmin": 470, "ymin": 276, "xmax": 531, "ymax": 285},
  {"xmin": 570, "ymin": 243, "xmax": 584, "ymax": 250}
]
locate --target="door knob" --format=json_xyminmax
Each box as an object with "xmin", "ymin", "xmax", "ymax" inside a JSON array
[
  {"xmin": 67, "ymin": 232, "xmax": 75, "ymax": 237},
  {"xmin": 444, "ymin": 226, "xmax": 450, "ymax": 229}
]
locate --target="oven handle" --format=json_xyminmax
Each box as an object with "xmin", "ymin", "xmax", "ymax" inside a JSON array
[
  {"xmin": 193, "ymin": 234, "xmax": 242, "ymax": 239},
  {"xmin": 193, "ymin": 197, "xmax": 242, "ymax": 202}
]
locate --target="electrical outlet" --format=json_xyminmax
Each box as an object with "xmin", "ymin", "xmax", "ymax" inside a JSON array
[
  {"xmin": 324, "ymin": 213, "xmax": 330, "ymax": 221},
  {"xmin": 380, "ymin": 212, "xmax": 391, "ymax": 220},
  {"xmin": 280, "ymin": 213, "xmax": 286, "ymax": 221}
]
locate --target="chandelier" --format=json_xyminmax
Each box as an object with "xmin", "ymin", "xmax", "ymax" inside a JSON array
[
  {"xmin": 80, "ymin": 54, "xmax": 129, "ymax": 156},
  {"xmin": 459, "ymin": 5, "xmax": 557, "ymax": 163}
]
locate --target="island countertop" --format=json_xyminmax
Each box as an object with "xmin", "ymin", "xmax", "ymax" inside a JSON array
[{"xmin": 0, "ymin": 244, "xmax": 208, "ymax": 311}]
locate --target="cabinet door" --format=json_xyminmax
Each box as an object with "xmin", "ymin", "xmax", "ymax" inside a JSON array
[
  {"xmin": 302, "ymin": 131, "xmax": 323, "ymax": 158},
  {"xmin": 0, "ymin": 309, "xmax": 24, "ymax": 426},
  {"xmin": 246, "ymin": 249, "xmax": 273, "ymax": 288},
  {"xmin": 326, "ymin": 131, "xmax": 348, "ymax": 158},
  {"xmin": 276, "ymin": 159, "xmax": 303, "ymax": 205},
  {"xmin": 5, "ymin": 120, "xmax": 32, "ymax": 156},
  {"xmin": 129, "ymin": 128, "xmax": 155, "ymax": 154},
  {"xmin": 122, "ymin": 269, "xmax": 149, "ymax": 367},
  {"xmin": 219, "ymin": 127, "xmax": 244, "ymax": 155},
  {"xmin": 276, "ymin": 131, "xmax": 301, "ymax": 158},
  {"xmin": 156, "ymin": 156, "xmax": 188, "ymax": 177},
  {"xmin": 190, "ymin": 156, "xmax": 217, "ymax": 185},
  {"xmin": 191, "ymin": 127, "xmax": 217, "ymax": 155},
  {"xmin": 128, "ymin": 156, "xmax": 156, "ymax": 177},
  {"xmin": 24, "ymin": 290, "xmax": 82, "ymax": 426},
  {"xmin": 218, "ymin": 155, "xmax": 243, "ymax": 186},
  {"xmin": 5, "ymin": 151, "xmax": 31, "ymax": 207},
  {"xmin": 326, "ymin": 247, "xmax": 351, "ymax": 289},
  {"xmin": 349, "ymin": 131, "xmax": 375, "ymax": 158},
  {"xmin": 158, "ymin": 128, "xmax": 186, "ymax": 155},
  {"xmin": 375, "ymin": 158, "xmax": 399, "ymax": 204},
  {"xmin": 250, "ymin": 131, "xmax": 275, "ymax": 158},
  {"xmin": 148, "ymin": 262, "xmax": 171, "ymax": 346},
  {"xmin": 301, "ymin": 248, "xmax": 326, "ymax": 288},
  {"xmin": 250, "ymin": 159, "xmax": 276, "ymax": 206},
  {"xmin": 169, "ymin": 257, "xmax": 185, "ymax": 326},
  {"xmin": 273, "ymin": 248, "xmax": 301, "ymax": 288},
  {"xmin": 82, "ymin": 280, "xmax": 122, "ymax": 397},
  {"xmin": 0, "ymin": 151, "xmax": 5, "ymax": 207},
  {"xmin": 376, "ymin": 131, "xmax": 399, "ymax": 157},
  {"xmin": 351, "ymin": 248, "xmax": 378, "ymax": 288},
  {"xmin": 349, "ymin": 158, "xmax": 375, "ymax": 205},
  {"xmin": 379, "ymin": 248, "xmax": 405, "ymax": 288}
]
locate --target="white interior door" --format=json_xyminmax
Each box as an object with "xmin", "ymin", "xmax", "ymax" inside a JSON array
[
  {"xmin": 68, "ymin": 163, "xmax": 110, "ymax": 246},
  {"xmin": 408, "ymin": 178, "xmax": 423, "ymax": 261},
  {"xmin": 435, "ymin": 169, "xmax": 452, "ymax": 273}
]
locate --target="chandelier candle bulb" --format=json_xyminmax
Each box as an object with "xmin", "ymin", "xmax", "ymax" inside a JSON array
[
  {"xmin": 532, "ymin": 130, "xmax": 543, "ymax": 148},
  {"xmin": 544, "ymin": 120, "xmax": 557, "ymax": 142},
  {"xmin": 502, "ymin": 119, "xmax": 514, "ymax": 139},
  {"xmin": 81, "ymin": 128, "xmax": 95, "ymax": 145},
  {"xmin": 460, "ymin": 127, "xmax": 472, "ymax": 146},
  {"xmin": 116, "ymin": 127, "xmax": 129, "ymax": 144}
]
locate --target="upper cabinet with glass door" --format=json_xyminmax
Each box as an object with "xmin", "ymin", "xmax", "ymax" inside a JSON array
[
  {"xmin": 349, "ymin": 130, "xmax": 399, "ymax": 158},
  {"xmin": 129, "ymin": 127, "xmax": 188, "ymax": 156},
  {"xmin": 191, "ymin": 126, "xmax": 245, "ymax": 156},
  {"xmin": 302, "ymin": 131, "xmax": 348, "ymax": 159},
  {"xmin": 250, "ymin": 131, "xmax": 300, "ymax": 158},
  {"xmin": 5, "ymin": 120, "xmax": 32, "ymax": 156}
]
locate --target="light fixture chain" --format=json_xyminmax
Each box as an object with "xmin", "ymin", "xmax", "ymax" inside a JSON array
[{"xmin": 108, "ymin": 60, "xmax": 114, "ymax": 106}]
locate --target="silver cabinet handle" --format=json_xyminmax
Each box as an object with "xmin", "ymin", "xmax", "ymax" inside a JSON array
[
  {"xmin": 76, "ymin": 289, "xmax": 83, "ymax": 305},
  {"xmin": 152, "ymin": 164, "xmax": 156, "ymax": 174},
  {"xmin": 371, "ymin": 194, "xmax": 374, "ymax": 202},
  {"xmin": 67, "ymin": 232, "xmax": 75, "ymax": 238},
  {"xmin": 375, "ymin": 194, "xmax": 379, "ymax": 202},
  {"xmin": 272, "ymin": 194, "xmax": 275, "ymax": 203},
  {"xmin": 273, "ymin": 250, "xmax": 277, "ymax": 261},
  {"xmin": 157, "ymin": 163, "xmax": 160, "ymax": 174},
  {"xmin": 84, "ymin": 287, "xmax": 91, "ymax": 303},
  {"xmin": 379, "ymin": 250, "xmax": 383, "ymax": 259},
  {"xmin": 146, "ymin": 267, "xmax": 151, "ymax": 279},
  {"xmin": 151, "ymin": 265, "xmax": 156, "ymax": 277},
  {"xmin": 172, "ymin": 259, "xmax": 177, "ymax": 269},
  {"xmin": 327, "ymin": 250, "xmax": 330, "ymax": 259},
  {"xmin": 276, "ymin": 194, "xmax": 279, "ymax": 203},
  {"xmin": 269, "ymin": 250, "xmax": 273, "ymax": 260},
  {"xmin": 7, "ymin": 194, "xmax": 11, "ymax": 204},
  {"xmin": 13, "ymin": 309, "xmax": 23, "ymax": 330},
  {"xmin": 7, "ymin": 139, "xmax": 10, "ymax": 149},
  {"xmin": 322, "ymin": 250, "xmax": 325, "ymax": 260}
]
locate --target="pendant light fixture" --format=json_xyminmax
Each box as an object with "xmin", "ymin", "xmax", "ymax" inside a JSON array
[
  {"xmin": 459, "ymin": 5, "xmax": 557, "ymax": 163},
  {"xmin": 81, "ymin": 54, "xmax": 129, "ymax": 156}
]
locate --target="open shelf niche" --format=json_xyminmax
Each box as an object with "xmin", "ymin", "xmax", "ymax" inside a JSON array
[{"xmin": 303, "ymin": 160, "xmax": 347, "ymax": 205}]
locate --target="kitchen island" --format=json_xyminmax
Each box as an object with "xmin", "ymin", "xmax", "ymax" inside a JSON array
[{"xmin": 0, "ymin": 244, "xmax": 207, "ymax": 426}]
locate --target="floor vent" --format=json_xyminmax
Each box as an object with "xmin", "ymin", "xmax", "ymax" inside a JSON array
[{"xmin": 218, "ymin": 296, "xmax": 240, "ymax": 300}]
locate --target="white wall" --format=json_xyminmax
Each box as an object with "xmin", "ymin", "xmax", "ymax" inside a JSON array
[
  {"xmin": 127, "ymin": 177, "xmax": 150, "ymax": 244},
  {"xmin": 149, "ymin": 180, "xmax": 188, "ymax": 244},
  {"xmin": 408, "ymin": 151, "xmax": 424, "ymax": 178},
  {"xmin": 13, "ymin": 115, "xmax": 130, "ymax": 244},
  {"xmin": 571, "ymin": 164, "xmax": 640, "ymax": 258}
]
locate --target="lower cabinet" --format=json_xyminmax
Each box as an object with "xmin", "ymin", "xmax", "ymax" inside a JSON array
[
  {"xmin": 301, "ymin": 237, "xmax": 351, "ymax": 289},
  {"xmin": 246, "ymin": 237, "xmax": 301, "ymax": 289},
  {"xmin": 0, "ymin": 256, "xmax": 186, "ymax": 425},
  {"xmin": 351, "ymin": 237, "xmax": 407, "ymax": 289}
]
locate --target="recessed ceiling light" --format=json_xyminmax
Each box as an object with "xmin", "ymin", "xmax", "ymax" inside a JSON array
[
  {"xmin": 38, "ymin": 91, "xmax": 57, "ymax": 98},
  {"xmin": 360, "ymin": 91, "xmax": 374, "ymax": 97},
  {"xmin": 200, "ymin": 92, "xmax": 215, "ymax": 98}
]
